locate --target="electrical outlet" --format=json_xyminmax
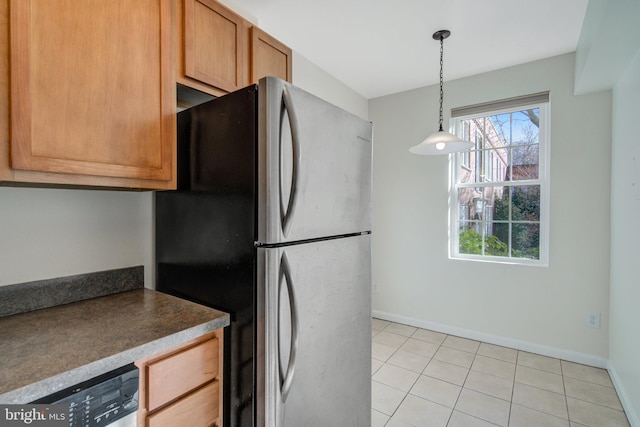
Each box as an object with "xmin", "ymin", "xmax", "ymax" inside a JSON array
[
  {"xmin": 586, "ymin": 312, "xmax": 601, "ymax": 329},
  {"xmin": 373, "ymin": 283, "xmax": 378, "ymax": 292}
]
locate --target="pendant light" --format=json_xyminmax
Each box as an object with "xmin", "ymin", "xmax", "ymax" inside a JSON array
[{"xmin": 409, "ymin": 30, "xmax": 473, "ymax": 155}]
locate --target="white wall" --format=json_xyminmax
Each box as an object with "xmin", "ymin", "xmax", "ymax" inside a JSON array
[
  {"xmin": 370, "ymin": 53, "xmax": 612, "ymax": 364},
  {"xmin": 219, "ymin": 0, "xmax": 369, "ymax": 120},
  {"xmin": 292, "ymin": 52, "xmax": 368, "ymax": 120},
  {"xmin": 0, "ymin": 188, "xmax": 152, "ymax": 287},
  {"xmin": 608, "ymin": 49, "xmax": 640, "ymax": 426},
  {"xmin": 574, "ymin": 0, "xmax": 640, "ymax": 95}
]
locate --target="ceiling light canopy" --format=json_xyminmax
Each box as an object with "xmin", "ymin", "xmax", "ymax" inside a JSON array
[{"xmin": 409, "ymin": 30, "xmax": 473, "ymax": 156}]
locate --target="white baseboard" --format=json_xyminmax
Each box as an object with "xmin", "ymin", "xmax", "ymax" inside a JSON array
[
  {"xmin": 372, "ymin": 310, "xmax": 608, "ymax": 368},
  {"xmin": 608, "ymin": 362, "xmax": 639, "ymax": 427}
]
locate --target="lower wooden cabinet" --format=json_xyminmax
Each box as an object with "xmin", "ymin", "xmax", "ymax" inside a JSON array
[
  {"xmin": 147, "ymin": 382, "xmax": 220, "ymax": 427},
  {"xmin": 136, "ymin": 329, "xmax": 224, "ymax": 427}
]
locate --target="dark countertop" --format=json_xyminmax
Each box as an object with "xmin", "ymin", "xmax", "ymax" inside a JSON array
[{"xmin": 0, "ymin": 289, "xmax": 229, "ymax": 403}]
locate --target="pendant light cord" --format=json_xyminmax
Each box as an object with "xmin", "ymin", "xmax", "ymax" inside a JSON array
[{"xmin": 438, "ymin": 35, "xmax": 444, "ymax": 132}]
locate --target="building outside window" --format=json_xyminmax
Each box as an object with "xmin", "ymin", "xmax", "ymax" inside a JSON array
[{"xmin": 449, "ymin": 92, "xmax": 550, "ymax": 265}]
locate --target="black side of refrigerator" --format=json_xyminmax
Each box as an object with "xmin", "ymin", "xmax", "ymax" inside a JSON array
[{"xmin": 156, "ymin": 84, "xmax": 259, "ymax": 427}]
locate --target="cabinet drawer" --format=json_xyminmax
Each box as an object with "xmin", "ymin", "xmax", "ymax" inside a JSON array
[
  {"xmin": 147, "ymin": 336, "xmax": 219, "ymax": 411},
  {"xmin": 147, "ymin": 381, "xmax": 220, "ymax": 427}
]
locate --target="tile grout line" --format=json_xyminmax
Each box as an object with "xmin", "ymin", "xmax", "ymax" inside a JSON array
[
  {"xmin": 510, "ymin": 349, "xmax": 523, "ymax": 427},
  {"xmin": 561, "ymin": 359, "xmax": 573, "ymax": 425},
  {"xmin": 384, "ymin": 326, "xmax": 424, "ymax": 426},
  {"xmin": 378, "ymin": 323, "xmax": 417, "ymax": 425},
  {"xmin": 506, "ymin": 350, "xmax": 516, "ymax": 426},
  {"xmin": 448, "ymin": 348, "xmax": 476, "ymax": 427}
]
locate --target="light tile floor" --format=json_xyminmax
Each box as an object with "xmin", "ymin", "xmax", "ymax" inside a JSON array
[{"xmin": 371, "ymin": 318, "xmax": 630, "ymax": 427}]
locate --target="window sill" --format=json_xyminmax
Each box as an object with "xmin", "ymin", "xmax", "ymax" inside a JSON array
[{"xmin": 449, "ymin": 254, "xmax": 548, "ymax": 267}]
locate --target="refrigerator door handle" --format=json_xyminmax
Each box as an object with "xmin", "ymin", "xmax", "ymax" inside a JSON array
[
  {"xmin": 278, "ymin": 251, "xmax": 299, "ymax": 403},
  {"xmin": 280, "ymin": 87, "xmax": 301, "ymax": 238}
]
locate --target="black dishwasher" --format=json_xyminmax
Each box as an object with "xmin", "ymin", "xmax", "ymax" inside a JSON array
[{"xmin": 32, "ymin": 364, "xmax": 139, "ymax": 427}]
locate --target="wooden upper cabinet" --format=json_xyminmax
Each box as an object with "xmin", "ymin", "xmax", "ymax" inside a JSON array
[
  {"xmin": 179, "ymin": 0, "xmax": 247, "ymax": 95},
  {"xmin": 5, "ymin": 0, "xmax": 176, "ymax": 189},
  {"xmin": 175, "ymin": 0, "xmax": 292, "ymax": 96},
  {"xmin": 250, "ymin": 26, "xmax": 292, "ymax": 84}
]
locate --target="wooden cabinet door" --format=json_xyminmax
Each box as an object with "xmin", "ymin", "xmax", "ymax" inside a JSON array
[
  {"xmin": 183, "ymin": 0, "xmax": 246, "ymax": 93},
  {"xmin": 250, "ymin": 26, "xmax": 292, "ymax": 83},
  {"xmin": 9, "ymin": 0, "xmax": 175, "ymax": 186}
]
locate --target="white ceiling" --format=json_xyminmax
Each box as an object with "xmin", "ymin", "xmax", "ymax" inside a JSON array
[{"xmin": 227, "ymin": 0, "xmax": 589, "ymax": 99}]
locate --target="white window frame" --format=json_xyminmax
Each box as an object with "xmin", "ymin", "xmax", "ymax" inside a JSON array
[{"xmin": 448, "ymin": 94, "xmax": 550, "ymax": 266}]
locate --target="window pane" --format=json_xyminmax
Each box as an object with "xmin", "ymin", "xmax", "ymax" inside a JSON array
[
  {"xmin": 459, "ymin": 222, "xmax": 510, "ymax": 257},
  {"xmin": 492, "ymin": 187, "xmax": 510, "ymax": 221},
  {"xmin": 475, "ymin": 187, "xmax": 492, "ymax": 222},
  {"xmin": 510, "ymin": 185, "xmax": 540, "ymax": 221},
  {"xmin": 512, "ymin": 109, "xmax": 540, "ymax": 146},
  {"xmin": 458, "ymin": 222, "xmax": 483, "ymax": 255},
  {"xmin": 485, "ymin": 223, "xmax": 509, "ymax": 257},
  {"xmin": 464, "ymin": 186, "xmax": 505, "ymax": 223},
  {"xmin": 475, "ymin": 149, "xmax": 498, "ymax": 182},
  {"xmin": 459, "ymin": 220, "xmax": 513, "ymax": 258},
  {"xmin": 510, "ymin": 144, "xmax": 539, "ymax": 180},
  {"xmin": 494, "ymin": 222, "xmax": 510, "ymax": 251},
  {"xmin": 457, "ymin": 188, "xmax": 476, "ymax": 221},
  {"xmin": 459, "ymin": 161, "xmax": 475, "ymax": 185},
  {"xmin": 511, "ymin": 223, "xmax": 540, "ymax": 259},
  {"xmin": 489, "ymin": 113, "xmax": 512, "ymax": 146},
  {"xmin": 490, "ymin": 109, "xmax": 540, "ymax": 147}
]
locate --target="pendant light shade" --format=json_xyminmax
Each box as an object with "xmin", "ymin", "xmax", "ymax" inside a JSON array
[
  {"xmin": 410, "ymin": 30, "xmax": 473, "ymax": 156},
  {"xmin": 409, "ymin": 130, "xmax": 474, "ymax": 155}
]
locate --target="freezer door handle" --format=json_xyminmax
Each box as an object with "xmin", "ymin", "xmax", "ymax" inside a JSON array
[
  {"xmin": 280, "ymin": 87, "xmax": 300, "ymax": 238},
  {"xmin": 278, "ymin": 251, "xmax": 299, "ymax": 403}
]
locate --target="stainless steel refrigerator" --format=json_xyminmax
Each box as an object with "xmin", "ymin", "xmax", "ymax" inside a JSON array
[{"xmin": 156, "ymin": 77, "xmax": 372, "ymax": 427}]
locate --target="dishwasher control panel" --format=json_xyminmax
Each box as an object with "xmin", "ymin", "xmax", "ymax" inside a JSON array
[{"xmin": 33, "ymin": 364, "xmax": 139, "ymax": 427}]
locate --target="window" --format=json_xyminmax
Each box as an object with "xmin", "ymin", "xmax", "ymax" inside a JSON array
[{"xmin": 449, "ymin": 92, "xmax": 549, "ymax": 265}]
